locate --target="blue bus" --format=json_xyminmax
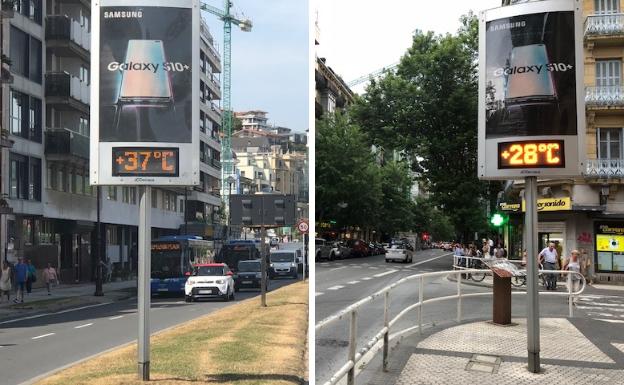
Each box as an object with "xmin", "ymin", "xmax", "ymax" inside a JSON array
[
  {"xmin": 215, "ymin": 239, "xmax": 262, "ymax": 272},
  {"xmin": 150, "ymin": 235, "xmax": 215, "ymax": 295}
]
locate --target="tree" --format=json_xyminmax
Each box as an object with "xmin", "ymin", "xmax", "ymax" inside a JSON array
[
  {"xmin": 377, "ymin": 160, "xmax": 416, "ymax": 236},
  {"xmin": 316, "ymin": 113, "xmax": 382, "ymax": 229},
  {"xmin": 352, "ymin": 14, "xmax": 498, "ymax": 240}
]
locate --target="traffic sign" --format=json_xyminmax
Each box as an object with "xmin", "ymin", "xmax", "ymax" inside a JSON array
[{"xmin": 297, "ymin": 220, "xmax": 309, "ymax": 234}]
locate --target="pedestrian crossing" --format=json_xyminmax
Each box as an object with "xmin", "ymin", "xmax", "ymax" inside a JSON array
[{"xmin": 575, "ymin": 294, "xmax": 624, "ymax": 323}]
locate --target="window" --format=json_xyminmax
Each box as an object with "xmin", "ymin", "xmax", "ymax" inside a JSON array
[
  {"xmin": 122, "ymin": 187, "xmax": 136, "ymax": 204},
  {"xmin": 200, "ymin": 81, "xmax": 205, "ymax": 103},
  {"xmin": 80, "ymin": 66, "xmax": 89, "ymax": 85},
  {"xmin": 10, "ymin": 27, "xmax": 41, "ymax": 83},
  {"xmin": 108, "ymin": 186, "xmax": 117, "ymax": 200},
  {"xmin": 79, "ymin": 117, "xmax": 89, "ymax": 136},
  {"xmin": 107, "ymin": 226, "xmax": 119, "ymax": 245},
  {"xmin": 10, "ymin": 90, "xmax": 41, "ymax": 141},
  {"xmin": 75, "ymin": 172, "xmax": 84, "ymax": 195},
  {"xmin": 57, "ymin": 168, "xmax": 66, "ymax": 192},
  {"xmin": 22, "ymin": 218, "xmax": 33, "ymax": 245},
  {"xmin": 596, "ymin": 60, "xmax": 621, "ymax": 87},
  {"xmin": 36, "ymin": 219, "xmax": 55, "ymax": 244},
  {"xmin": 9, "ymin": 153, "xmax": 40, "ymax": 201},
  {"xmin": 598, "ymin": 128, "xmax": 622, "ymax": 159},
  {"xmin": 595, "ymin": 0, "xmax": 619, "ymax": 14},
  {"xmin": 130, "ymin": 187, "xmax": 137, "ymax": 204},
  {"xmin": 200, "ymin": 111, "xmax": 205, "ymax": 133},
  {"xmin": 15, "ymin": 0, "xmax": 42, "ymax": 23}
]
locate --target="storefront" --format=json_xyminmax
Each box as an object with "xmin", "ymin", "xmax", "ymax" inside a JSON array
[{"xmin": 594, "ymin": 222, "xmax": 624, "ymax": 274}]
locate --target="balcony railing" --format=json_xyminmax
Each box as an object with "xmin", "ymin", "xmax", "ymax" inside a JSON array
[
  {"xmin": 585, "ymin": 85, "xmax": 624, "ymax": 107},
  {"xmin": 585, "ymin": 13, "xmax": 624, "ymax": 36},
  {"xmin": 45, "ymin": 72, "xmax": 90, "ymax": 106},
  {"xmin": 210, "ymin": 158, "xmax": 221, "ymax": 169},
  {"xmin": 45, "ymin": 128, "xmax": 89, "ymax": 160},
  {"xmin": 584, "ymin": 158, "xmax": 624, "ymax": 178},
  {"xmin": 46, "ymin": 15, "xmax": 90, "ymax": 52}
]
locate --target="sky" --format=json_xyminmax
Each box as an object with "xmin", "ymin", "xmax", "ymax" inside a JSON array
[
  {"xmin": 316, "ymin": 0, "xmax": 501, "ymax": 94},
  {"xmin": 202, "ymin": 0, "xmax": 309, "ymax": 132}
]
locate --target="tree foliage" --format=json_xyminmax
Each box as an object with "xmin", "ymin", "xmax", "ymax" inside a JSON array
[{"xmin": 351, "ymin": 14, "xmax": 498, "ymax": 240}]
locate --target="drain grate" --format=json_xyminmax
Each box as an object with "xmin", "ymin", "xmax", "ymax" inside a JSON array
[{"xmin": 465, "ymin": 354, "xmax": 502, "ymax": 374}]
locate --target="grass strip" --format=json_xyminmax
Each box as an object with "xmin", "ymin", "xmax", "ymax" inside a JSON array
[{"xmin": 35, "ymin": 281, "xmax": 308, "ymax": 385}]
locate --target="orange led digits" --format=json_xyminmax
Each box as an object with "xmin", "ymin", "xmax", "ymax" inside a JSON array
[
  {"xmin": 112, "ymin": 147, "xmax": 179, "ymax": 176},
  {"xmin": 498, "ymin": 141, "xmax": 565, "ymax": 169}
]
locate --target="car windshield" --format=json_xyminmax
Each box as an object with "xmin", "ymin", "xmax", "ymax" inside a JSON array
[
  {"xmin": 315, "ymin": 239, "xmax": 324, "ymax": 245},
  {"xmin": 194, "ymin": 266, "xmax": 225, "ymax": 276},
  {"xmin": 238, "ymin": 261, "xmax": 261, "ymax": 272},
  {"xmin": 270, "ymin": 252, "xmax": 295, "ymax": 262}
]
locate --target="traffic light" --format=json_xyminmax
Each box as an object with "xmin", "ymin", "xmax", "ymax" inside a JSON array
[{"xmin": 490, "ymin": 212, "xmax": 507, "ymax": 227}]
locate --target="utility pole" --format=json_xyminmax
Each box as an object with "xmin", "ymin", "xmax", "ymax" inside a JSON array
[{"xmin": 94, "ymin": 186, "xmax": 103, "ymax": 296}]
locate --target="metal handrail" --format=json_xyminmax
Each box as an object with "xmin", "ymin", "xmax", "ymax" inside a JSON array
[{"xmin": 316, "ymin": 267, "xmax": 586, "ymax": 385}]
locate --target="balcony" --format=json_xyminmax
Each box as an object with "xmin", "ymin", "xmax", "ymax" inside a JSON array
[
  {"xmin": 585, "ymin": 14, "xmax": 624, "ymax": 42},
  {"xmin": 210, "ymin": 158, "xmax": 221, "ymax": 169},
  {"xmin": 206, "ymin": 102, "xmax": 222, "ymax": 125},
  {"xmin": 45, "ymin": 128, "xmax": 89, "ymax": 164},
  {"xmin": 46, "ymin": 15, "xmax": 90, "ymax": 60},
  {"xmin": 204, "ymin": 74, "xmax": 221, "ymax": 100},
  {"xmin": 585, "ymin": 85, "xmax": 624, "ymax": 109},
  {"xmin": 45, "ymin": 72, "xmax": 90, "ymax": 113}
]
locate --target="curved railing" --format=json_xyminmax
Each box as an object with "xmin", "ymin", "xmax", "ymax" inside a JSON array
[{"xmin": 315, "ymin": 266, "xmax": 586, "ymax": 385}]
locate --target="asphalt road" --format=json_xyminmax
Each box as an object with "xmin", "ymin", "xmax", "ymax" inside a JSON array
[
  {"xmin": 0, "ymin": 277, "xmax": 299, "ymax": 385},
  {"xmin": 315, "ymin": 249, "xmax": 624, "ymax": 384}
]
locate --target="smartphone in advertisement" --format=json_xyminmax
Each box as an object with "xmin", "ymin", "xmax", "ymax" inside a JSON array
[
  {"xmin": 505, "ymin": 44, "xmax": 557, "ymax": 104},
  {"xmin": 118, "ymin": 40, "xmax": 173, "ymax": 104}
]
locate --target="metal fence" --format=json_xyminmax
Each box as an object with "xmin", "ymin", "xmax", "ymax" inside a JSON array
[{"xmin": 315, "ymin": 265, "xmax": 586, "ymax": 385}]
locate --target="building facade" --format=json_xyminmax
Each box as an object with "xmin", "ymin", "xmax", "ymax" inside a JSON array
[{"xmin": 0, "ymin": 2, "xmax": 223, "ymax": 282}]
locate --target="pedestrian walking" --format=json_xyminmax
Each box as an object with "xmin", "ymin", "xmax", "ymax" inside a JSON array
[
  {"xmin": 564, "ymin": 250, "xmax": 582, "ymax": 304},
  {"xmin": 0, "ymin": 261, "xmax": 11, "ymax": 303},
  {"xmin": 539, "ymin": 242, "xmax": 559, "ymax": 290},
  {"xmin": 43, "ymin": 263, "xmax": 58, "ymax": 295},
  {"xmin": 13, "ymin": 257, "xmax": 28, "ymax": 303},
  {"xmin": 26, "ymin": 259, "xmax": 36, "ymax": 293}
]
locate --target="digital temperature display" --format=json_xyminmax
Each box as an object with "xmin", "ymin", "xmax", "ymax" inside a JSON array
[
  {"xmin": 498, "ymin": 140, "xmax": 565, "ymax": 169},
  {"xmin": 112, "ymin": 147, "xmax": 179, "ymax": 176}
]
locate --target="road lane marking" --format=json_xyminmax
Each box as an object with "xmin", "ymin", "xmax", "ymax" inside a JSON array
[
  {"xmin": 347, "ymin": 280, "xmax": 360, "ymax": 284},
  {"xmin": 0, "ymin": 302, "xmax": 113, "ymax": 325},
  {"xmin": 368, "ymin": 267, "xmax": 379, "ymax": 270},
  {"xmin": 109, "ymin": 315, "xmax": 124, "ymax": 320},
  {"xmin": 374, "ymin": 270, "xmax": 398, "ymax": 278},
  {"xmin": 362, "ymin": 277, "xmax": 373, "ymax": 280},
  {"xmin": 330, "ymin": 266, "xmax": 347, "ymax": 272},
  {"xmin": 74, "ymin": 323, "xmax": 93, "ymax": 329},
  {"xmin": 327, "ymin": 285, "xmax": 345, "ymax": 290},
  {"xmin": 596, "ymin": 319, "xmax": 624, "ymax": 323},
  {"xmin": 407, "ymin": 253, "xmax": 453, "ymax": 268},
  {"xmin": 32, "ymin": 333, "xmax": 55, "ymax": 340},
  {"xmin": 316, "ymin": 292, "xmax": 324, "ymax": 296}
]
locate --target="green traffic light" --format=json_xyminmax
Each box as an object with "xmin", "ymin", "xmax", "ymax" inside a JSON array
[{"xmin": 490, "ymin": 213, "xmax": 505, "ymax": 227}]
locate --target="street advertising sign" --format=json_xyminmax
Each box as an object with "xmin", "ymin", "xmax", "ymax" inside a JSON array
[
  {"xmin": 90, "ymin": 0, "xmax": 199, "ymax": 185},
  {"xmin": 230, "ymin": 194, "xmax": 296, "ymax": 228},
  {"xmin": 478, "ymin": 0, "xmax": 585, "ymax": 180}
]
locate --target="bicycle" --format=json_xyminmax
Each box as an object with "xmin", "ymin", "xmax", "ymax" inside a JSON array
[
  {"xmin": 464, "ymin": 257, "xmax": 486, "ymax": 282},
  {"xmin": 510, "ymin": 264, "xmax": 545, "ymax": 287}
]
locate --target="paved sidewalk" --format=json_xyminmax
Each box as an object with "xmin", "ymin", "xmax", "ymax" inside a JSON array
[
  {"xmin": 0, "ymin": 280, "xmax": 136, "ymax": 320},
  {"xmin": 394, "ymin": 318, "xmax": 624, "ymax": 384},
  {"xmin": 363, "ymin": 317, "xmax": 624, "ymax": 385}
]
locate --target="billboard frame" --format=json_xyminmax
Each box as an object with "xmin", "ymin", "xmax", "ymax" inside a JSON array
[
  {"xmin": 477, "ymin": 0, "xmax": 586, "ymax": 180},
  {"xmin": 90, "ymin": 0, "xmax": 200, "ymax": 186}
]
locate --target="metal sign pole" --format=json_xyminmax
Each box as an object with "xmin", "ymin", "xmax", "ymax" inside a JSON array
[
  {"xmin": 525, "ymin": 176, "xmax": 540, "ymax": 372},
  {"xmin": 260, "ymin": 225, "xmax": 267, "ymax": 307},
  {"xmin": 138, "ymin": 186, "xmax": 152, "ymax": 380}
]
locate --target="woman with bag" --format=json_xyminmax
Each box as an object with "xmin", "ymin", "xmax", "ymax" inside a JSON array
[{"xmin": 43, "ymin": 263, "xmax": 58, "ymax": 295}]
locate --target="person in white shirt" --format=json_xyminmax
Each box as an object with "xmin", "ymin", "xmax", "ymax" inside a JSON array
[
  {"xmin": 539, "ymin": 242, "xmax": 559, "ymax": 290},
  {"xmin": 564, "ymin": 250, "xmax": 582, "ymax": 303}
]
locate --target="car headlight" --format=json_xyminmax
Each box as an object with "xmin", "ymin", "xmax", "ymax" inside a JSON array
[
  {"xmin": 291, "ymin": 263, "xmax": 296, "ymax": 267},
  {"xmin": 270, "ymin": 263, "xmax": 274, "ymax": 267},
  {"xmin": 335, "ymin": 251, "xmax": 341, "ymax": 255},
  {"xmin": 256, "ymin": 273, "xmax": 262, "ymax": 278},
  {"xmin": 186, "ymin": 279, "xmax": 194, "ymax": 285},
  {"xmin": 215, "ymin": 279, "xmax": 225, "ymax": 284}
]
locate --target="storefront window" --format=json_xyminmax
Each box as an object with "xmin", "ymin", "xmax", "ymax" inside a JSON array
[{"xmin": 595, "ymin": 222, "xmax": 624, "ymax": 272}]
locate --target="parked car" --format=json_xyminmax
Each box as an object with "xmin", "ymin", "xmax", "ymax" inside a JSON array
[
  {"xmin": 385, "ymin": 242, "xmax": 415, "ymax": 263},
  {"xmin": 346, "ymin": 239, "xmax": 369, "ymax": 258},
  {"xmin": 269, "ymin": 249, "xmax": 298, "ymax": 279},
  {"xmin": 184, "ymin": 263, "xmax": 235, "ymax": 302},
  {"xmin": 234, "ymin": 259, "xmax": 266, "ymax": 292},
  {"xmin": 317, "ymin": 239, "xmax": 350, "ymax": 261}
]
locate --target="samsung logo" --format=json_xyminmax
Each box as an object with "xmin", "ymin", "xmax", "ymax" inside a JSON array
[
  {"xmin": 488, "ymin": 21, "xmax": 526, "ymax": 32},
  {"xmin": 104, "ymin": 11, "xmax": 143, "ymax": 19}
]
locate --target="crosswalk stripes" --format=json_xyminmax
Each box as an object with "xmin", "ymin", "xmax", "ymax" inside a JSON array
[{"xmin": 576, "ymin": 294, "xmax": 624, "ymax": 322}]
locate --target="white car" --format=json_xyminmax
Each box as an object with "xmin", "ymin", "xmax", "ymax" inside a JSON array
[
  {"xmin": 385, "ymin": 243, "xmax": 414, "ymax": 263},
  {"xmin": 185, "ymin": 263, "xmax": 235, "ymax": 302}
]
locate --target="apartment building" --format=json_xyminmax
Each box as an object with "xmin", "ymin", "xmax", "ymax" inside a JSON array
[
  {"xmin": 234, "ymin": 110, "xmax": 269, "ymax": 131},
  {"xmin": 0, "ymin": 2, "xmax": 223, "ymax": 282},
  {"xmin": 498, "ymin": 0, "xmax": 624, "ymax": 283}
]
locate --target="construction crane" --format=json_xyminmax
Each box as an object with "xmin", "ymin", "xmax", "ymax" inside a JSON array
[
  {"xmin": 346, "ymin": 61, "xmax": 400, "ymax": 88},
  {"xmin": 200, "ymin": 1, "xmax": 252, "ymax": 218}
]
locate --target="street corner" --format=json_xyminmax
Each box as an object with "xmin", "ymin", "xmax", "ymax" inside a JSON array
[{"xmin": 395, "ymin": 318, "xmax": 623, "ymax": 385}]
